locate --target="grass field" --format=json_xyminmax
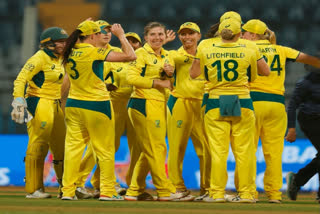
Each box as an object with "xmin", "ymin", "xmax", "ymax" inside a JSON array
[{"xmin": 0, "ymin": 187, "xmax": 319, "ymax": 214}]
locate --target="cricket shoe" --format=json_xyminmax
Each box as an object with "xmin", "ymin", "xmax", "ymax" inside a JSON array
[
  {"xmin": 115, "ymin": 184, "xmax": 127, "ymax": 196},
  {"xmin": 158, "ymin": 190, "xmax": 191, "ymax": 201},
  {"xmin": 203, "ymin": 197, "xmax": 226, "ymax": 203},
  {"xmin": 124, "ymin": 192, "xmax": 154, "ymax": 201},
  {"xmin": 61, "ymin": 195, "xmax": 78, "ymax": 200},
  {"xmin": 229, "ymin": 195, "xmax": 255, "ymax": 203},
  {"xmin": 269, "ymin": 199, "xmax": 282, "ymax": 204},
  {"xmin": 26, "ymin": 189, "xmax": 51, "ymax": 199},
  {"xmin": 99, "ymin": 195, "xmax": 124, "ymax": 201},
  {"xmin": 93, "ymin": 189, "xmax": 100, "ymax": 198},
  {"xmin": 75, "ymin": 187, "xmax": 93, "ymax": 199},
  {"xmin": 194, "ymin": 192, "xmax": 209, "ymax": 201}
]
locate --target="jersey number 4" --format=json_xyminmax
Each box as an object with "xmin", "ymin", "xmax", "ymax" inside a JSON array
[{"xmin": 263, "ymin": 54, "xmax": 283, "ymax": 76}]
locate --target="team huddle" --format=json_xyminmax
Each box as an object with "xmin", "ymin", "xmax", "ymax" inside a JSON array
[{"xmin": 10, "ymin": 11, "xmax": 320, "ymax": 203}]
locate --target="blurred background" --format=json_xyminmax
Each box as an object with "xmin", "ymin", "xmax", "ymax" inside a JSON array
[
  {"xmin": 0, "ymin": 0, "xmax": 319, "ymax": 191},
  {"xmin": 1, "ymin": 0, "xmax": 319, "ymax": 135}
]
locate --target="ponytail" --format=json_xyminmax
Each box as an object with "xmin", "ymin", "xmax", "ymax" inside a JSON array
[
  {"xmin": 205, "ymin": 22, "xmax": 220, "ymax": 38},
  {"xmin": 220, "ymin": 29, "xmax": 235, "ymax": 40},
  {"xmin": 62, "ymin": 29, "xmax": 82, "ymax": 65},
  {"xmin": 257, "ymin": 29, "xmax": 277, "ymax": 44}
]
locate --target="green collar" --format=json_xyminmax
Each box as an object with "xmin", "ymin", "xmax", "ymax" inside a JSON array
[{"xmin": 43, "ymin": 48, "xmax": 58, "ymax": 58}]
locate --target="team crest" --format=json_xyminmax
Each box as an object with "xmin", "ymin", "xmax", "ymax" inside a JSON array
[
  {"xmin": 184, "ymin": 57, "xmax": 189, "ymax": 63},
  {"xmin": 51, "ymin": 64, "xmax": 55, "ymax": 70},
  {"xmin": 177, "ymin": 120, "xmax": 183, "ymax": 128},
  {"xmin": 60, "ymin": 29, "xmax": 68, "ymax": 35},
  {"xmin": 24, "ymin": 63, "xmax": 35, "ymax": 72},
  {"xmin": 153, "ymin": 59, "xmax": 158, "ymax": 64},
  {"xmin": 155, "ymin": 120, "xmax": 160, "ymax": 128},
  {"xmin": 117, "ymin": 67, "xmax": 123, "ymax": 72},
  {"xmin": 40, "ymin": 121, "xmax": 47, "ymax": 129}
]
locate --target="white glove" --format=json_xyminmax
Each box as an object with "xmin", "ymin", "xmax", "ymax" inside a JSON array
[{"xmin": 11, "ymin": 97, "xmax": 28, "ymax": 124}]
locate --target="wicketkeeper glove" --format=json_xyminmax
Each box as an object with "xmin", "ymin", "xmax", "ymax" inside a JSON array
[{"xmin": 11, "ymin": 97, "xmax": 28, "ymax": 124}]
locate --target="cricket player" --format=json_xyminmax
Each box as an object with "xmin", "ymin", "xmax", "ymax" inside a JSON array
[
  {"xmin": 11, "ymin": 27, "xmax": 68, "ymax": 198},
  {"xmin": 190, "ymin": 19, "xmax": 270, "ymax": 203},
  {"xmin": 241, "ymin": 19, "xmax": 320, "ymax": 203},
  {"xmin": 61, "ymin": 20, "xmax": 135, "ymax": 201},
  {"xmin": 166, "ymin": 22, "xmax": 208, "ymax": 200}
]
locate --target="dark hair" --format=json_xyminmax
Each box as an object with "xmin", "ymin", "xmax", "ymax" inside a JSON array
[
  {"xmin": 62, "ymin": 29, "xmax": 86, "ymax": 65},
  {"xmin": 205, "ymin": 22, "xmax": 220, "ymax": 38}
]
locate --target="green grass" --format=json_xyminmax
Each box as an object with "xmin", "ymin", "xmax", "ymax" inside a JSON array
[{"xmin": 0, "ymin": 188, "xmax": 319, "ymax": 214}]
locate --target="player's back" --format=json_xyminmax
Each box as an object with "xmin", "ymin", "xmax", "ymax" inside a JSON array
[
  {"xmin": 250, "ymin": 40, "xmax": 300, "ymax": 95},
  {"xmin": 66, "ymin": 43, "xmax": 110, "ymax": 101}
]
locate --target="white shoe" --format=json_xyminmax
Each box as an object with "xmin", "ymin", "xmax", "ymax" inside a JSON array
[
  {"xmin": 229, "ymin": 195, "xmax": 255, "ymax": 203},
  {"xmin": 194, "ymin": 193, "xmax": 209, "ymax": 201},
  {"xmin": 224, "ymin": 194, "xmax": 236, "ymax": 202},
  {"xmin": 75, "ymin": 187, "xmax": 93, "ymax": 199},
  {"xmin": 124, "ymin": 192, "xmax": 154, "ymax": 201},
  {"xmin": 61, "ymin": 195, "xmax": 78, "ymax": 200},
  {"xmin": 115, "ymin": 184, "xmax": 127, "ymax": 196},
  {"xmin": 26, "ymin": 189, "xmax": 51, "ymax": 199},
  {"xmin": 173, "ymin": 194, "xmax": 196, "ymax": 201},
  {"xmin": 99, "ymin": 195, "xmax": 124, "ymax": 201},
  {"xmin": 203, "ymin": 197, "xmax": 226, "ymax": 203},
  {"xmin": 158, "ymin": 190, "xmax": 190, "ymax": 201},
  {"xmin": 269, "ymin": 199, "xmax": 281, "ymax": 204}
]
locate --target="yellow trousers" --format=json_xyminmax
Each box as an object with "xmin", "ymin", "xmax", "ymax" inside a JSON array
[
  {"xmin": 25, "ymin": 98, "xmax": 65, "ymax": 193},
  {"xmin": 62, "ymin": 100, "xmax": 116, "ymax": 197},
  {"xmin": 76, "ymin": 98, "xmax": 138, "ymax": 189},
  {"xmin": 252, "ymin": 100, "xmax": 286, "ymax": 200},
  {"xmin": 127, "ymin": 98, "xmax": 175, "ymax": 197},
  {"xmin": 167, "ymin": 96, "xmax": 210, "ymax": 194},
  {"xmin": 205, "ymin": 102, "xmax": 255, "ymax": 199}
]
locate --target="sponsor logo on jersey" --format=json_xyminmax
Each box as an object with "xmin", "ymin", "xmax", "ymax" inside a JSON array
[
  {"xmin": 177, "ymin": 120, "xmax": 183, "ymax": 128},
  {"xmin": 155, "ymin": 120, "xmax": 160, "ymax": 128},
  {"xmin": 40, "ymin": 121, "xmax": 47, "ymax": 129}
]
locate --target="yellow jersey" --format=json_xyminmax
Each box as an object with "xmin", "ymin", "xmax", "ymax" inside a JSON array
[
  {"xmin": 250, "ymin": 40, "xmax": 300, "ymax": 95},
  {"xmin": 13, "ymin": 49, "xmax": 64, "ymax": 99},
  {"xmin": 65, "ymin": 43, "xmax": 112, "ymax": 101},
  {"xmin": 197, "ymin": 41, "xmax": 260, "ymax": 97},
  {"xmin": 169, "ymin": 46, "xmax": 205, "ymax": 99},
  {"xmin": 127, "ymin": 43, "xmax": 175, "ymax": 101},
  {"xmin": 197, "ymin": 37, "xmax": 263, "ymax": 94}
]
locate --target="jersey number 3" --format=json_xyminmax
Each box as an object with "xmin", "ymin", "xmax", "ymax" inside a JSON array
[{"xmin": 68, "ymin": 59, "xmax": 79, "ymax": 80}]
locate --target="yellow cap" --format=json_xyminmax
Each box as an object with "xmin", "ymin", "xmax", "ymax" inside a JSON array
[
  {"xmin": 177, "ymin": 22, "xmax": 200, "ymax": 33},
  {"xmin": 125, "ymin": 32, "xmax": 142, "ymax": 44},
  {"xmin": 95, "ymin": 20, "xmax": 112, "ymax": 34},
  {"xmin": 218, "ymin": 19, "xmax": 241, "ymax": 35},
  {"xmin": 220, "ymin": 11, "xmax": 242, "ymax": 24},
  {"xmin": 77, "ymin": 20, "xmax": 101, "ymax": 36},
  {"xmin": 242, "ymin": 19, "xmax": 268, "ymax": 35}
]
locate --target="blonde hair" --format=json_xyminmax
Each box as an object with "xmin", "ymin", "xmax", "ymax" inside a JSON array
[
  {"xmin": 220, "ymin": 29, "xmax": 235, "ymax": 40},
  {"xmin": 257, "ymin": 29, "xmax": 277, "ymax": 44}
]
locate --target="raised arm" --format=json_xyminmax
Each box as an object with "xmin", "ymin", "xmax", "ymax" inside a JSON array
[{"xmin": 106, "ymin": 24, "xmax": 136, "ymax": 62}]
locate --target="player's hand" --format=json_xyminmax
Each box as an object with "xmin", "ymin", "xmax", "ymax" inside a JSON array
[
  {"xmin": 163, "ymin": 63, "xmax": 174, "ymax": 77},
  {"xmin": 11, "ymin": 97, "xmax": 28, "ymax": 124},
  {"xmin": 164, "ymin": 30, "xmax": 176, "ymax": 44},
  {"xmin": 153, "ymin": 79, "xmax": 173, "ymax": 91},
  {"xmin": 285, "ymin": 128, "xmax": 296, "ymax": 143},
  {"xmin": 111, "ymin": 24, "xmax": 125, "ymax": 38},
  {"xmin": 106, "ymin": 83, "xmax": 118, "ymax": 91}
]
